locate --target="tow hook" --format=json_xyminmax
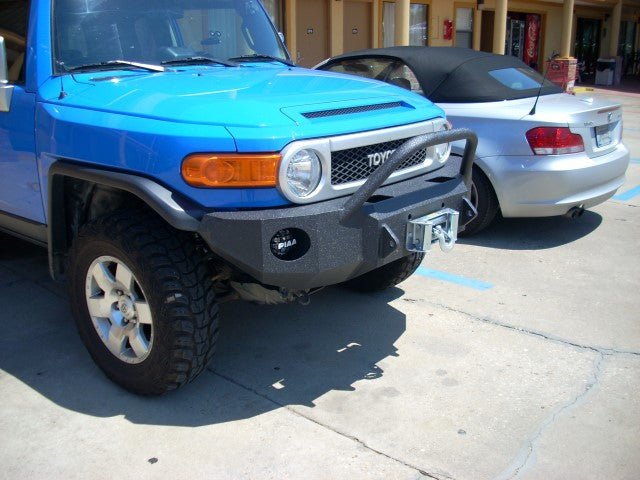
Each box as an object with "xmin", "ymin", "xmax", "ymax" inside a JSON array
[
  {"xmin": 433, "ymin": 225, "xmax": 456, "ymax": 252},
  {"xmin": 406, "ymin": 208, "xmax": 459, "ymax": 253}
]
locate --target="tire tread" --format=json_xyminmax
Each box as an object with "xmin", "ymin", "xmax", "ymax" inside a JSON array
[
  {"xmin": 344, "ymin": 252, "xmax": 424, "ymax": 292},
  {"xmin": 67, "ymin": 209, "xmax": 219, "ymax": 395}
]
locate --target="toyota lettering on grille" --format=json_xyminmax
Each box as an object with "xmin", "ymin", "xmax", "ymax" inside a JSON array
[{"xmin": 367, "ymin": 149, "xmax": 396, "ymax": 168}]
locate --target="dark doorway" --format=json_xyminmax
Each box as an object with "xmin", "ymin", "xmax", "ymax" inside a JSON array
[
  {"xmin": 574, "ymin": 17, "xmax": 601, "ymax": 81},
  {"xmin": 480, "ymin": 10, "xmax": 494, "ymax": 53}
]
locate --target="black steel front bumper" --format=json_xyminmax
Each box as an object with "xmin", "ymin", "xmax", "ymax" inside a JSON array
[{"xmin": 198, "ymin": 128, "xmax": 477, "ymax": 290}]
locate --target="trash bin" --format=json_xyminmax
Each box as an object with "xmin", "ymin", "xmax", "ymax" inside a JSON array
[{"xmin": 595, "ymin": 58, "xmax": 615, "ymax": 86}]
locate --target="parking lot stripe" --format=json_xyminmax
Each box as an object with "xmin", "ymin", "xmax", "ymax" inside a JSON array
[
  {"xmin": 613, "ymin": 185, "xmax": 640, "ymax": 201},
  {"xmin": 630, "ymin": 157, "xmax": 640, "ymax": 164},
  {"xmin": 416, "ymin": 266, "xmax": 494, "ymax": 291}
]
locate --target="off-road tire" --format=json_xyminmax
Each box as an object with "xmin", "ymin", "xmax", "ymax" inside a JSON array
[
  {"xmin": 461, "ymin": 166, "xmax": 499, "ymax": 236},
  {"xmin": 67, "ymin": 210, "xmax": 219, "ymax": 395},
  {"xmin": 344, "ymin": 252, "xmax": 425, "ymax": 292}
]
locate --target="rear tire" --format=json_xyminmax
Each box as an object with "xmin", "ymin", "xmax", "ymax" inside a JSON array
[
  {"xmin": 344, "ymin": 252, "xmax": 424, "ymax": 292},
  {"xmin": 67, "ymin": 210, "xmax": 219, "ymax": 395},
  {"xmin": 461, "ymin": 167, "xmax": 499, "ymax": 236}
]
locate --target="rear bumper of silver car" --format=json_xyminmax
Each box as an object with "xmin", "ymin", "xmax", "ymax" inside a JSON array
[{"xmin": 484, "ymin": 143, "xmax": 630, "ymax": 218}]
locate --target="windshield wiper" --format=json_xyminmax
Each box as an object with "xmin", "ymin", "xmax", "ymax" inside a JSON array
[
  {"xmin": 161, "ymin": 56, "xmax": 239, "ymax": 68},
  {"xmin": 228, "ymin": 54, "xmax": 294, "ymax": 67},
  {"xmin": 64, "ymin": 60, "xmax": 165, "ymax": 73}
]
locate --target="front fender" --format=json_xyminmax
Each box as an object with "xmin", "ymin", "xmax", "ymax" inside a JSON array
[{"xmin": 47, "ymin": 161, "xmax": 203, "ymax": 278}]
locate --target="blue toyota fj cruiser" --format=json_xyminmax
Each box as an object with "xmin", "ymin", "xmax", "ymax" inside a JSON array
[{"xmin": 0, "ymin": 0, "xmax": 476, "ymax": 394}]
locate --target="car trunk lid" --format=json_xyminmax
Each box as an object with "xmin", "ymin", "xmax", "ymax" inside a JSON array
[{"xmin": 522, "ymin": 94, "xmax": 623, "ymax": 158}]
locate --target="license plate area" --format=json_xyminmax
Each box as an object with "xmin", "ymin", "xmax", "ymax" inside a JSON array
[
  {"xmin": 595, "ymin": 124, "xmax": 612, "ymax": 147},
  {"xmin": 406, "ymin": 208, "xmax": 459, "ymax": 253}
]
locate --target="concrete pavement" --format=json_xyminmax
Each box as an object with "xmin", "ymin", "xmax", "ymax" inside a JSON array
[{"xmin": 0, "ymin": 87, "xmax": 638, "ymax": 480}]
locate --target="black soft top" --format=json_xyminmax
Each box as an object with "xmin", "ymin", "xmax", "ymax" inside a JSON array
[{"xmin": 325, "ymin": 46, "xmax": 563, "ymax": 103}]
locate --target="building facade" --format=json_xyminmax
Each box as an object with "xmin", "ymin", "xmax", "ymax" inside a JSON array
[{"xmin": 261, "ymin": 0, "xmax": 640, "ymax": 79}]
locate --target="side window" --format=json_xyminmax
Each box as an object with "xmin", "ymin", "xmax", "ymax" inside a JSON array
[{"xmin": 0, "ymin": 1, "xmax": 29, "ymax": 84}]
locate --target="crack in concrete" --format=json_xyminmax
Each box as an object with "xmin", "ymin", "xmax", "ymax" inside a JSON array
[
  {"xmin": 494, "ymin": 353, "xmax": 606, "ymax": 480},
  {"xmin": 208, "ymin": 368, "xmax": 455, "ymax": 480},
  {"xmin": 410, "ymin": 298, "xmax": 640, "ymax": 357}
]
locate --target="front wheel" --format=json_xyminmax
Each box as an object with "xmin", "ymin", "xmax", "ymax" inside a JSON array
[
  {"xmin": 461, "ymin": 167, "xmax": 499, "ymax": 236},
  {"xmin": 67, "ymin": 211, "xmax": 219, "ymax": 395},
  {"xmin": 344, "ymin": 252, "xmax": 424, "ymax": 292}
]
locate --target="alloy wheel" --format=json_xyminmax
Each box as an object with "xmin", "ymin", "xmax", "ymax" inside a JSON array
[{"xmin": 85, "ymin": 256, "xmax": 153, "ymax": 364}]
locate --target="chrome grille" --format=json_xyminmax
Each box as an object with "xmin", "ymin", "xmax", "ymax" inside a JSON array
[{"xmin": 331, "ymin": 137, "xmax": 427, "ymax": 185}]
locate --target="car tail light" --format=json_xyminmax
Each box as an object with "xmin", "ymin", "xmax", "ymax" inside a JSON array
[
  {"xmin": 182, "ymin": 153, "xmax": 280, "ymax": 188},
  {"xmin": 525, "ymin": 127, "xmax": 585, "ymax": 155}
]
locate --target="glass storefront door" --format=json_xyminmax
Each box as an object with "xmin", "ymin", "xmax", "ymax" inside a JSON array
[
  {"xmin": 455, "ymin": 7, "xmax": 473, "ymax": 49},
  {"xmin": 575, "ymin": 17, "xmax": 601, "ymax": 79},
  {"xmin": 409, "ymin": 4, "xmax": 428, "ymax": 46}
]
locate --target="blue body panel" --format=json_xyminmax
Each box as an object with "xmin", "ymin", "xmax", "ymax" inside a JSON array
[
  {"xmin": 5, "ymin": 0, "xmax": 446, "ymax": 219},
  {"xmin": 0, "ymin": 87, "xmax": 43, "ymax": 222}
]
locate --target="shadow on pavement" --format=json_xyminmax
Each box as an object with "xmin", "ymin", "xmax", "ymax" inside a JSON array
[
  {"xmin": 460, "ymin": 210, "xmax": 603, "ymax": 250},
  {"xmin": 0, "ymin": 234, "xmax": 407, "ymax": 426}
]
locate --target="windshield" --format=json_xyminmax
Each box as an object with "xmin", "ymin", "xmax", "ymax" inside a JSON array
[{"xmin": 53, "ymin": 0, "xmax": 288, "ymax": 73}]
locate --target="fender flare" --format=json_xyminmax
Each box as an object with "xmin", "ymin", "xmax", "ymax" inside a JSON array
[{"xmin": 47, "ymin": 161, "xmax": 203, "ymax": 278}]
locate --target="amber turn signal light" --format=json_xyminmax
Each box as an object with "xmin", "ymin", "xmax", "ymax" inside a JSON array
[{"xmin": 181, "ymin": 153, "xmax": 281, "ymax": 188}]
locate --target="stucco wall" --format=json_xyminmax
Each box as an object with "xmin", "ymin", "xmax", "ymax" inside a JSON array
[
  {"xmin": 287, "ymin": 0, "xmax": 639, "ymax": 64},
  {"xmin": 429, "ymin": 0, "xmax": 454, "ymax": 47}
]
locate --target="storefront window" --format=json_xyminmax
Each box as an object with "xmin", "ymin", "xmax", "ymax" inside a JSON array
[
  {"xmin": 409, "ymin": 4, "xmax": 428, "ymax": 46},
  {"xmin": 382, "ymin": 2, "xmax": 396, "ymax": 48},
  {"xmin": 505, "ymin": 12, "xmax": 541, "ymax": 69},
  {"xmin": 455, "ymin": 7, "xmax": 473, "ymax": 49},
  {"xmin": 575, "ymin": 18, "xmax": 601, "ymax": 78},
  {"xmin": 618, "ymin": 21, "xmax": 637, "ymax": 76},
  {"xmin": 382, "ymin": 2, "xmax": 428, "ymax": 48}
]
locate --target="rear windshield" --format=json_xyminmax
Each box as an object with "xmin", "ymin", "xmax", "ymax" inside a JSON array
[{"xmin": 488, "ymin": 67, "xmax": 546, "ymax": 91}]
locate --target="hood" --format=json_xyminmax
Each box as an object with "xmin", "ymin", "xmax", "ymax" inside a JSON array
[{"xmin": 39, "ymin": 66, "xmax": 441, "ymax": 135}]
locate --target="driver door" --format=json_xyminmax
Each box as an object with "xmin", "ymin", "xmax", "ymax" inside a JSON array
[{"xmin": 0, "ymin": 16, "xmax": 44, "ymax": 226}]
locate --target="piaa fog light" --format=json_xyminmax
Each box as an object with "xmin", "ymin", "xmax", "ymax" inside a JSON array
[
  {"xmin": 286, "ymin": 149, "xmax": 322, "ymax": 198},
  {"xmin": 270, "ymin": 228, "xmax": 310, "ymax": 261}
]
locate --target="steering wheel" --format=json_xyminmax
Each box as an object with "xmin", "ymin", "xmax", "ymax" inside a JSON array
[{"xmin": 0, "ymin": 28, "xmax": 26, "ymax": 48}]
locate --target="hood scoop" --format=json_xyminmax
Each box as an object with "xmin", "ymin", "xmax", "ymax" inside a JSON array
[{"xmin": 302, "ymin": 101, "xmax": 404, "ymax": 119}]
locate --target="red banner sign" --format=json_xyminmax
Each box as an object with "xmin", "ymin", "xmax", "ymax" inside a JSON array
[{"xmin": 524, "ymin": 14, "xmax": 541, "ymax": 68}]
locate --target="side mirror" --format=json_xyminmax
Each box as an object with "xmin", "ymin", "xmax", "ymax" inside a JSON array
[
  {"xmin": 0, "ymin": 36, "xmax": 14, "ymax": 113},
  {"xmin": 0, "ymin": 36, "xmax": 8, "ymax": 82}
]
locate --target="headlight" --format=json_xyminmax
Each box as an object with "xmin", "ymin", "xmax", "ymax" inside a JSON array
[
  {"xmin": 285, "ymin": 149, "xmax": 322, "ymax": 198},
  {"xmin": 434, "ymin": 121, "xmax": 452, "ymax": 163}
]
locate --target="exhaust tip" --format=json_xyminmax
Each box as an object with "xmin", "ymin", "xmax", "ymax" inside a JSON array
[{"xmin": 565, "ymin": 206, "xmax": 585, "ymax": 219}]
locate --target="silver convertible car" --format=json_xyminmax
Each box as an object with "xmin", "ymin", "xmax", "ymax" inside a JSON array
[{"xmin": 316, "ymin": 47, "xmax": 630, "ymax": 234}]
